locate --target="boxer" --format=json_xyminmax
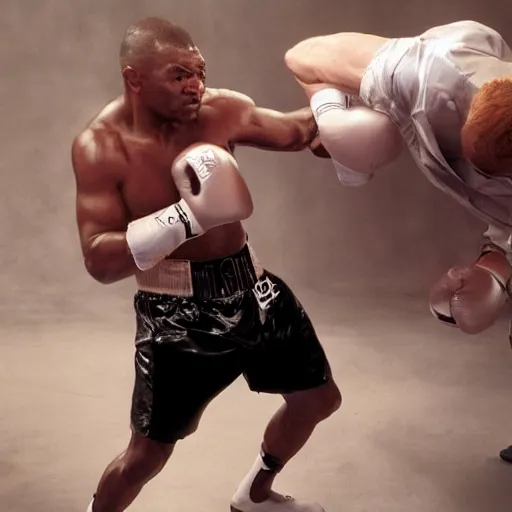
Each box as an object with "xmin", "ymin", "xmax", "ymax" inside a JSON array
[
  {"xmin": 285, "ymin": 19, "xmax": 512, "ymax": 462},
  {"xmin": 72, "ymin": 17, "xmax": 341, "ymax": 512}
]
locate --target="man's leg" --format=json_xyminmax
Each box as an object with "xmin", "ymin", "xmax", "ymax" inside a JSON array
[
  {"xmin": 87, "ymin": 345, "xmax": 242, "ymax": 512},
  {"xmin": 86, "ymin": 290, "xmax": 245, "ymax": 512},
  {"xmin": 488, "ymin": 229, "xmax": 512, "ymax": 465},
  {"xmin": 244, "ymin": 379, "xmax": 341, "ymax": 505},
  {"xmin": 87, "ymin": 434, "xmax": 174, "ymax": 512},
  {"xmin": 499, "ymin": 293, "xmax": 512, "ymax": 463},
  {"xmin": 231, "ymin": 272, "xmax": 341, "ymax": 512}
]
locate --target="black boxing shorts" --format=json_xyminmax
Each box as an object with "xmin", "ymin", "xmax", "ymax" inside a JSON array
[{"xmin": 130, "ymin": 243, "xmax": 330, "ymax": 444}]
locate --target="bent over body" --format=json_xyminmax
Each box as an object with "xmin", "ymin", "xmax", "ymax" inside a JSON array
[{"xmin": 286, "ymin": 19, "xmax": 512, "ymax": 463}]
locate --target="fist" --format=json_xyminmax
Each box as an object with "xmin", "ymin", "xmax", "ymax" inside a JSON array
[
  {"xmin": 429, "ymin": 264, "xmax": 508, "ymax": 334},
  {"xmin": 171, "ymin": 143, "xmax": 254, "ymax": 233},
  {"xmin": 309, "ymin": 135, "xmax": 331, "ymax": 158}
]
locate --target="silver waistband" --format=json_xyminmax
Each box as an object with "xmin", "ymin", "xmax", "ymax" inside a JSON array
[{"xmin": 134, "ymin": 243, "xmax": 264, "ymax": 296}]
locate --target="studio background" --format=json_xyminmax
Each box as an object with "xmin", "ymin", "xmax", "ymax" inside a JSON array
[
  {"xmin": 4, "ymin": 0, "xmax": 509, "ymax": 323},
  {"xmin": 2, "ymin": 2, "xmax": 512, "ymax": 512}
]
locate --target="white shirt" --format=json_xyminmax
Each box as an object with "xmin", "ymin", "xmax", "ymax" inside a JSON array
[{"xmin": 364, "ymin": 21, "xmax": 512, "ymax": 237}]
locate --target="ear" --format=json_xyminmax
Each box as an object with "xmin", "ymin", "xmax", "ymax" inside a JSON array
[{"xmin": 122, "ymin": 66, "xmax": 142, "ymax": 94}]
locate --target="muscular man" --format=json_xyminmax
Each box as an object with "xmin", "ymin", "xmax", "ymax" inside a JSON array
[
  {"xmin": 72, "ymin": 17, "xmax": 341, "ymax": 512},
  {"xmin": 284, "ymin": 20, "xmax": 512, "ymax": 463}
]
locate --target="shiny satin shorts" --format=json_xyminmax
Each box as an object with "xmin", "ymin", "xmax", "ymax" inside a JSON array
[{"xmin": 130, "ymin": 244, "xmax": 330, "ymax": 443}]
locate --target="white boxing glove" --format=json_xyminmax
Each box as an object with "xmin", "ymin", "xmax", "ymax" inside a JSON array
[
  {"xmin": 126, "ymin": 143, "xmax": 253, "ymax": 270},
  {"xmin": 429, "ymin": 251, "xmax": 512, "ymax": 334},
  {"xmin": 310, "ymin": 88, "xmax": 403, "ymax": 186}
]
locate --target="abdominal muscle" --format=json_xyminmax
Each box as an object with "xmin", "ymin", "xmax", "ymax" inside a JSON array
[{"xmin": 165, "ymin": 221, "xmax": 247, "ymax": 262}]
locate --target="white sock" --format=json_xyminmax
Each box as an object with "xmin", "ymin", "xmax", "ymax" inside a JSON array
[
  {"xmin": 232, "ymin": 451, "xmax": 281, "ymax": 503},
  {"xmin": 233, "ymin": 454, "xmax": 267, "ymax": 502}
]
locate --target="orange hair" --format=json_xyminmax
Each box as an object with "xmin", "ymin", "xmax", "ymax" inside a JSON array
[{"xmin": 461, "ymin": 77, "xmax": 512, "ymax": 175}]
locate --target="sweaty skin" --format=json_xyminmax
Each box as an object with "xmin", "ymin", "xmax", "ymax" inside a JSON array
[
  {"xmin": 76, "ymin": 19, "xmax": 343, "ymax": 512},
  {"xmin": 72, "ymin": 88, "xmax": 320, "ymax": 284}
]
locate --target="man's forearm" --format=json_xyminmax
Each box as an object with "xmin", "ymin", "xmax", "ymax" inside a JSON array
[
  {"xmin": 297, "ymin": 107, "xmax": 319, "ymax": 147},
  {"xmin": 286, "ymin": 107, "xmax": 332, "ymax": 157},
  {"xmin": 272, "ymin": 107, "xmax": 318, "ymax": 151},
  {"xmin": 83, "ymin": 232, "xmax": 138, "ymax": 284}
]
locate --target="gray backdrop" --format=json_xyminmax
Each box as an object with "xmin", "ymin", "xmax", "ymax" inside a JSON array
[{"xmin": 2, "ymin": 0, "xmax": 511, "ymax": 322}]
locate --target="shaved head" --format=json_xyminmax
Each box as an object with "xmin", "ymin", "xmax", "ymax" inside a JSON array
[
  {"xmin": 119, "ymin": 17, "xmax": 196, "ymax": 69},
  {"xmin": 118, "ymin": 17, "xmax": 206, "ymax": 123}
]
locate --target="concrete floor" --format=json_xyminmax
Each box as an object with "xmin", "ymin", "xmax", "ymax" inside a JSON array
[{"xmin": 1, "ymin": 289, "xmax": 511, "ymax": 512}]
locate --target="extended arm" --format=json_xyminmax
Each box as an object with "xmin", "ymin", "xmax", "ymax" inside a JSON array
[
  {"xmin": 233, "ymin": 103, "xmax": 319, "ymax": 153},
  {"xmin": 215, "ymin": 90, "xmax": 326, "ymax": 156}
]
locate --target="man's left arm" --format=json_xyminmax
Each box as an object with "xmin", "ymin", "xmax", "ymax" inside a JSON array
[{"xmin": 225, "ymin": 93, "xmax": 330, "ymax": 158}]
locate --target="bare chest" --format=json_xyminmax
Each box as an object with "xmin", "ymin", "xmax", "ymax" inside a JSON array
[{"xmin": 120, "ymin": 122, "xmax": 232, "ymax": 220}]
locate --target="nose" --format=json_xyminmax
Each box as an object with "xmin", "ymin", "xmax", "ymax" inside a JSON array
[{"xmin": 184, "ymin": 76, "xmax": 204, "ymax": 97}]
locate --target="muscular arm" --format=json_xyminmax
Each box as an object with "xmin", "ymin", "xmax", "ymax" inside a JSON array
[
  {"xmin": 214, "ymin": 90, "xmax": 329, "ymax": 157},
  {"xmin": 71, "ymin": 131, "xmax": 136, "ymax": 284},
  {"xmin": 284, "ymin": 33, "xmax": 387, "ymax": 98},
  {"xmin": 234, "ymin": 104, "xmax": 317, "ymax": 151},
  {"xmin": 284, "ymin": 35, "xmax": 352, "ymax": 87}
]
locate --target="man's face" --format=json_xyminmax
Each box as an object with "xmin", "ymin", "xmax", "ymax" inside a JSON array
[{"xmin": 139, "ymin": 45, "xmax": 206, "ymax": 122}]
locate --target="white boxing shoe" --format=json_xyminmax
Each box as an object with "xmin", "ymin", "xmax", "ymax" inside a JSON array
[{"xmin": 230, "ymin": 490, "xmax": 325, "ymax": 512}]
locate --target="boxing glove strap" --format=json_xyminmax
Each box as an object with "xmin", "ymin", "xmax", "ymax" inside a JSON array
[
  {"xmin": 310, "ymin": 89, "xmax": 376, "ymax": 187},
  {"xmin": 126, "ymin": 199, "xmax": 203, "ymax": 271},
  {"xmin": 310, "ymin": 88, "xmax": 350, "ymax": 123}
]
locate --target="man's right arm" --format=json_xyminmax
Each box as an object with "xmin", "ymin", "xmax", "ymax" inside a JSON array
[
  {"xmin": 72, "ymin": 131, "xmax": 137, "ymax": 284},
  {"xmin": 72, "ymin": 135, "xmax": 255, "ymax": 284}
]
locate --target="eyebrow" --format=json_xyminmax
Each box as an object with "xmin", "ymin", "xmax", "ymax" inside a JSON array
[{"xmin": 169, "ymin": 63, "xmax": 206, "ymax": 74}]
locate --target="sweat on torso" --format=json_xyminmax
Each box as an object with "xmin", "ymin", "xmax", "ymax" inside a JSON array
[{"xmin": 93, "ymin": 93, "xmax": 247, "ymax": 260}]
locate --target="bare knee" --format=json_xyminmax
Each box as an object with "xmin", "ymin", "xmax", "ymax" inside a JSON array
[
  {"xmin": 313, "ymin": 379, "xmax": 342, "ymax": 420},
  {"xmin": 285, "ymin": 379, "xmax": 342, "ymax": 425},
  {"xmin": 121, "ymin": 434, "xmax": 174, "ymax": 487}
]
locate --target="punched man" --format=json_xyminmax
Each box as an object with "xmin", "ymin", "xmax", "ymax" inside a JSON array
[
  {"xmin": 285, "ymin": 20, "xmax": 512, "ymax": 462},
  {"xmin": 72, "ymin": 17, "xmax": 341, "ymax": 512}
]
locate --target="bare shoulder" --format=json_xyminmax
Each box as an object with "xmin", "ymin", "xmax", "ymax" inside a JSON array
[
  {"xmin": 71, "ymin": 99, "xmax": 127, "ymax": 185},
  {"xmin": 201, "ymin": 87, "xmax": 257, "ymax": 121}
]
